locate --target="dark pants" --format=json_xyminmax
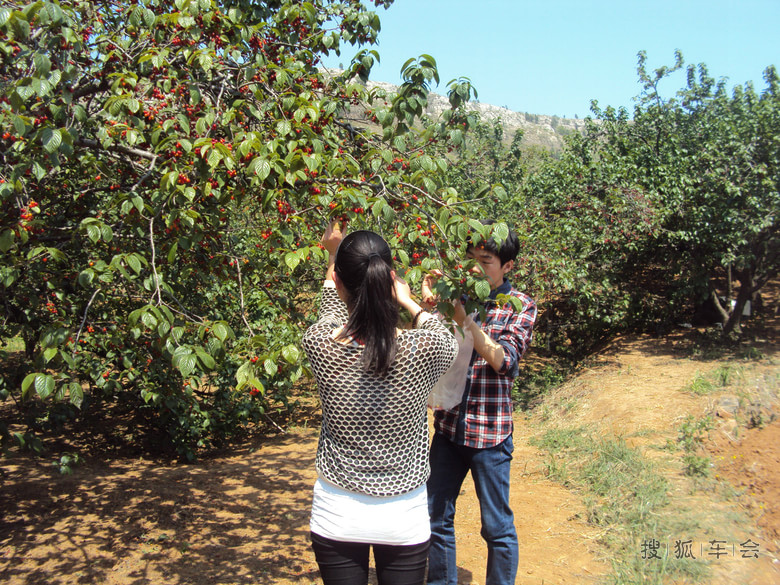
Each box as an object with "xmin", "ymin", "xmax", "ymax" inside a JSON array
[
  {"xmin": 311, "ymin": 531, "xmax": 430, "ymax": 585},
  {"xmin": 427, "ymin": 433, "xmax": 518, "ymax": 585}
]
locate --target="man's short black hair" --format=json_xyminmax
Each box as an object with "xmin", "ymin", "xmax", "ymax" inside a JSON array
[{"xmin": 466, "ymin": 219, "xmax": 520, "ymax": 266}]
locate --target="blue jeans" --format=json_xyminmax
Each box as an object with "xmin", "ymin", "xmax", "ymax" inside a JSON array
[{"xmin": 426, "ymin": 433, "xmax": 518, "ymax": 585}]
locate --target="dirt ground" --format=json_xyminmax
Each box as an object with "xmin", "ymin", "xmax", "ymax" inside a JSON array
[{"xmin": 1, "ymin": 323, "xmax": 778, "ymax": 584}]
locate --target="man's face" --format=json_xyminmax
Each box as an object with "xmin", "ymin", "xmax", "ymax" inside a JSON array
[{"xmin": 466, "ymin": 246, "xmax": 514, "ymax": 290}]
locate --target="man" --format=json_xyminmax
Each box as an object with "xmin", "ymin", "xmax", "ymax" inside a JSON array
[{"xmin": 423, "ymin": 222, "xmax": 536, "ymax": 585}]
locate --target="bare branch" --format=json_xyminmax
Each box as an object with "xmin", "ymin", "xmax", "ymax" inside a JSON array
[
  {"xmin": 148, "ymin": 216, "xmax": 162, "ymax": 305},
  {"xmin": 234, "ymin": 256, "xmax": 256, "ymax": 336},
  {"xmin": 73, "ymin": 288, "xmax": 102, "ymax": 354},
  {"xmin": 76, "ymin": 137, "xmax": 157, "ymax": 161}
]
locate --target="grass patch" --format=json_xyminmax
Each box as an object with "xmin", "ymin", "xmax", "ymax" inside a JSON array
[
  {"xmin": 684, "ymin": 372, "xmax": 716, "ymax": 395},
  {"xmin": 0, "ymin": 336, "xmax": 25, "ymax": 353},
  {"xmin": 678, "ymin": 415, "xmax": 714, "ymax": 479},
  {"xmin": 530, "ymin": 426, "xmax": 710, "ymax": 584},
  {"xmin": 683, "ymin": 364, "xmax": 749, "ymax": 396}
]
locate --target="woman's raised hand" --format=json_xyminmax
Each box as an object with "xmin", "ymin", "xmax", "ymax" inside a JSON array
[
  {"xmin": 393, "ymin": 274, "xmax": 413, "ymax": 307},
  {"xmin": 421, "ymin": 269, "xmax": 443, "ymax": 309},
  {"xmin": 321, "ymin": 220, "xmax": 344, "ymax": 256}
]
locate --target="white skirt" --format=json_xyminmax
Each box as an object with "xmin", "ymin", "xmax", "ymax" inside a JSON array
[{"xmin": 310, "ymin": 477, "xmax": 430, "ymax": 545}]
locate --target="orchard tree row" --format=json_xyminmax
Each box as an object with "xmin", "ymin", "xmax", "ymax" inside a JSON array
[
  {"xmin": 439, "ymin": 51, "xmax": 778, "ymax": 358},
  {"xmin": 0, "ymin": 0, "xmax": 499, "ymax": 458}
]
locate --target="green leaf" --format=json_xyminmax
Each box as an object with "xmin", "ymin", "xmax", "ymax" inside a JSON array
[
  {"xmin": 126, "ymin": 254, "xmax": 142, "ymax": 274},
  {"xmin": 32, "ymin": 161, "xmax": 46, "ymax": 180},
  {"xmin": 195, "ymin": 347, "xmax": 216, "ymax": 369},
  {"xmin": 34, "ymin": 52, "xmax": 52, "ymax": 76},
  {"xmin": 281, "ymin": 344, "xmax": 300, "ymax": 364},
  {"xmin": 170, "ymin": 327, "xmax": 185, "ymax": 344},
  {"xmin": 42, "ymin": 128, "xmax": 62, "ymax": 153},
  {"xmin": 1, "ymin": 267, "xmax": 17, "ymax": 287},
  {"xmin": 491, "ymin": 222, "xmax": 509, "ymax": 246},
  {"xmin": 276, "ymin": 120, "xmax": 291, "ymax": 136},
  {"xmin": 178, "ymin": 354, "xmax": 197, "ymax": 377},
  {"xmin": 249, "ymin": 157, "xmax": 271, "ymax": 180},
  {"xmin": 0, "ymin": 229, "xmax": 14, "ymax": 253},
  {"xmin": 86, "ymin": 224, "xmax": 101, "ymax": 243},
  {"xmin": 35, "ymin": 374, "xmax": 55, "ymax": 400},
  {"xmin": 474, "ymin": 280, "xmax": 491, "ymax": 300},
  {"xmin": 69, "ymin": 382, "xmax": 84, "ymax": 408},
  {"xmin": 141, "ymin": 311, "xmax": 158, "ymax": 329},
  {"xmin": 21, "ymin": 373, "xmax": 37, "ymax": 398},
  {"xmin": 207, "ymin": 148, "xmax": 222, "ymax": 168},
  {"xmin": 198, "ymin": 52, "xmax": 213, "ymax": 70},
  {"xmin": 211, "ymin": 322, "xmax": 230, "ymax": 342},
  {"xmin": 467, "ymin": 219, "xmax": 487, "ymax": 240},
  {"xmin": 78, "ymin": 269, "xmax": 94, "ymax": 288},
  {"xmin": 157, "ymin": 320, "xmax": 171, "ymax": 337},
  {"xmin": 264, "ymin": 358, "xmax": 278, "ymax": 376},
  {"xmin": 284, "ymin": 251, "xmax": 300, "ymax": 271},
  {"xmin": 419, "ymin": 155, "xmax": 434, "ymax": 172},
  {"xmin": 236, "ymin": 361, "xmax": 252, "ymax": 387},
  {"xmin": 143, "ymin": 8, "xmax": 156, "ymax": 26},
  {"xmin": 129, "ymin": 5, "xmax": 143, "ymax": 26}
]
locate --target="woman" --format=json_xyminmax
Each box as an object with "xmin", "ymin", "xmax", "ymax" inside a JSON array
[{"xmin": 302, "ymin": 222, "xmax": 458, "ymax": 585}]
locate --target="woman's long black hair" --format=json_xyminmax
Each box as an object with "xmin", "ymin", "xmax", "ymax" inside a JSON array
[{"xmin": 334, "ymin": 230, "xmax": 398, "ymax": 376}]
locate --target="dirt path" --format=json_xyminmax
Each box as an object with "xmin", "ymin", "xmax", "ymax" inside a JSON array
[
  {"xmin": 0, "ymin": 420, "xmax": 607, "ymax": 585},
  {"xmin": 1, "ymin": 330, "xmax": 778, "ymax": 585}
]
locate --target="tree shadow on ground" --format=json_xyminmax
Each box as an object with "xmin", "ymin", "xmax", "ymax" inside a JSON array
[{"xmin": 1, "ymin": 430, "xmax": 321, "ymax": 585}]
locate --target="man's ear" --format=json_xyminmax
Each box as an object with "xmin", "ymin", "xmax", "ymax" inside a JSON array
[
  {"xmin": 501, "ymin": 259, "xmax": 515, "ymax": 275},
  {"xmin": 332, "ymin": 271, "xmax": 342, "ymax": 289}
]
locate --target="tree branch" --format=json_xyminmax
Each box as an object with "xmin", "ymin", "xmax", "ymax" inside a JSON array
[
  {"xmin": 233, "ymin": 256, "xmax": 255, "ymax": 336},
  {"xmin": 73, "ymin": 288, "xmax": 102, "ymax": 355},
  {"xmin": 148, "ymin": 216, "xmax": 162, "ymax": 305},
  {"xmin": 76, "ymin": 137, "xmax": 157, "ymax": 161}
]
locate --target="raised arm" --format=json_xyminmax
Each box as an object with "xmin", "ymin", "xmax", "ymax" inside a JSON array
[
  {"xmin": 421, "ymin": 269, "xmax": 510, "ymax": 373},
  {"xmin": 321, "ymin": 220, "xmax": 344, "ymax": 282},
  {"xmin": 394, "ymin": 275, "xmax": 426, "ymax": 325},
  {"xmin": 316, "ymin": 220, "xmax": 348, "ymax": 323}
]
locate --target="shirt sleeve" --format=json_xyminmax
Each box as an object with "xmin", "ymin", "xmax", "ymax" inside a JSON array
[
  {"xmin": 415, "ymin": 312, "xmax": 459, "ymax": 377},
  {"xmin": 319, "ymin": 281, "xmax": 349, "ymax": 324},
  {"xmin": 493, "ymin": 295, "xmax": 537, "ymax": 378}
]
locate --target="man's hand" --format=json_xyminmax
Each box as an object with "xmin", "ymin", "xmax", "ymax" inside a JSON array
[{"xmin": 452, "ymin": 296, "xmax": 468, "ymax": 327}]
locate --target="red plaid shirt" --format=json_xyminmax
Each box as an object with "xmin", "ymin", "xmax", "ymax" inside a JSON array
[{"xmin": 433, "ymin": 279, "xmax": 536, "ymax": 449}]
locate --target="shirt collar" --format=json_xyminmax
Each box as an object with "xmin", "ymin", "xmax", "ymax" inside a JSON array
[{"xmin": 489, "ymin": 278, "xmax": 512, "ymax": 300}]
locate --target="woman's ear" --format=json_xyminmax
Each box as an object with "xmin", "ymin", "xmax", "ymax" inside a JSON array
[{"xmin": 332, "ymin": 272, "xmax": 350, "ymax": 303}]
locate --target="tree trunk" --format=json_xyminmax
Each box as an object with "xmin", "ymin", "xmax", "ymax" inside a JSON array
[
  {"xmin": 709, "ymin": 288, "xmax": 730, "ymax": 326},
  {"xmin": 723, "ymin": 268, "xmax": 754, "ymax": 336}
]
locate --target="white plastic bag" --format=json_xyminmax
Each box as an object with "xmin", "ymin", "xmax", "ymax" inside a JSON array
[{"xmin": 428, "ymin": 319, "xmax": 474, "ymax": 410}]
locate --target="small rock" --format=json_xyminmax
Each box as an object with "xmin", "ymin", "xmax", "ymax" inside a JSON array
[{"xmin": 716, "ymin": 396, "xmax": 741, "ymax": 417}]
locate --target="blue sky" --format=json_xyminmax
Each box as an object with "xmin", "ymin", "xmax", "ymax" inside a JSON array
[{"xmin": 323, "ymin": 0, "xmax": 779, "ymax": 119}]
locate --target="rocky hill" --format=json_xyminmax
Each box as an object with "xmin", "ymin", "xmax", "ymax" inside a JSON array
[
  {"xmin": 322, "ymin": 70, "xmax": 588, "ymax": 151},
  {"xmin": 369, "ymin": 79, "xmax": 588, "ymax": 151}
]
